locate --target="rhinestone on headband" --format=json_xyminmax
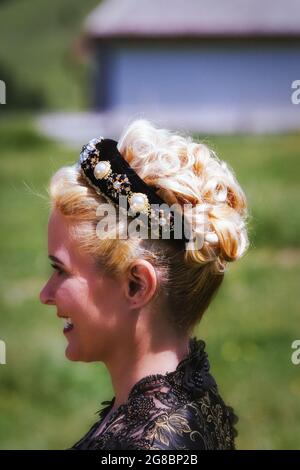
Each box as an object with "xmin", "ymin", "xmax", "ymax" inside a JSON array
[{"xmin": 80, "ymin": 138, "xmax": 103, "ymax": 164}]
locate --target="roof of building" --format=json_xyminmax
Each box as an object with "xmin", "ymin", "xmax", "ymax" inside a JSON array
[{"xmin": 84, "ymin": 0, "xmax": 300, "ymax": 38}]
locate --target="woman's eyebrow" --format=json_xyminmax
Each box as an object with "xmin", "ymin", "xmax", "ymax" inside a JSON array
[{"xmin": 48, "ymin": 255, "xmax": 65, "ymax": 266}]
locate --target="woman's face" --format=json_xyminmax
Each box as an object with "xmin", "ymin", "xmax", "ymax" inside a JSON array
[{"xmin": 39, "ymin": 208, "xmax": 129, "ymax": 362}]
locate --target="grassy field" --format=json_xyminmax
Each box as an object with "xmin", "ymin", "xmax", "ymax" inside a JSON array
[{"xmin": 0, "ymin": 113, "xmax": 299, "ymax": 449}]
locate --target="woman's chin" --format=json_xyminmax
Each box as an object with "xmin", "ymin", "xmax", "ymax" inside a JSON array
[
  {"xmin": 65, "ymin": 344, "xmax": 82, "ymax": 361},
  {"xmin": 65, "ymin": 343, "xmax": 94, "ymax": 362}
]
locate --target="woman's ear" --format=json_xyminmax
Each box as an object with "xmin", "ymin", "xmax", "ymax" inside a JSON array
[{"xmin": 125, "ymin": 260, "xmax": 158, "ymax": 309}]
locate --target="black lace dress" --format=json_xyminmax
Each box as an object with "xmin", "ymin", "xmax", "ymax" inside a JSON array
[{"xmin": 71, "ymin": 336, "xmax": 238, "ymax": 450}]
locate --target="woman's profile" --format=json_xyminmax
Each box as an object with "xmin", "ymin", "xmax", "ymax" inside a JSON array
[{"xmin": 39, "ymin": 119, "xmax": 249, "ymax": 450}]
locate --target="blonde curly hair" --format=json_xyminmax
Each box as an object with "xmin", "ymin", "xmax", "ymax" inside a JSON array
[{"xmin": 48, "ymin": 119, "xmax": 249, "ymax": 335}]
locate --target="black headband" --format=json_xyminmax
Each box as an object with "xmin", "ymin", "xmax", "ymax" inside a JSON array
[{"xmin": 78, "ymin": 137, "xmax": 190, "ymax": 241}]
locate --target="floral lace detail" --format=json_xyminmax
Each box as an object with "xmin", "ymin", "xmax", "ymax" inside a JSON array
[{"xmin": 70, "ymin": 336, "xmax": 238, "ymax": 450}]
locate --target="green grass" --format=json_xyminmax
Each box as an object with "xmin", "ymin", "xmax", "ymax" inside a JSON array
[{"xmin": 0, "ymin": 114, "xmax": 299, "ymax": 449}]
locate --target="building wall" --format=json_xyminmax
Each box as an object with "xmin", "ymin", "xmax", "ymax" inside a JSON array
[{"xmin": 93, "ymin": 40, "xmax": 300, "ymax": 113}]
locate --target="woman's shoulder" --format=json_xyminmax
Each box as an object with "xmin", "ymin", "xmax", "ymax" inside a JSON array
[{"xmin": 147, "ymin": 389, "xmax": 238, "ymax": 450}]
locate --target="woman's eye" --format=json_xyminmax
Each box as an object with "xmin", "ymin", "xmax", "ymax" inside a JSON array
[{"xmin": 51, "ymin": 263, "xmax": 65, "ymax": 276}]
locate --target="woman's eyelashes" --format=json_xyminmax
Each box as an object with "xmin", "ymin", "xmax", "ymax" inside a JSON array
[{"xmin": 51, "ymin": 263, "xmax": 66, "ymax": 276}]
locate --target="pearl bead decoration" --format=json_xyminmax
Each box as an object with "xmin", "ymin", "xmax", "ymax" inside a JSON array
[
  {"xmin": 128, "ymin": 193, "xmax": 149, "ymax": 214},
  {"xmin": 94, "ymin": 161, "xmax": 112, "ymax": 180}
]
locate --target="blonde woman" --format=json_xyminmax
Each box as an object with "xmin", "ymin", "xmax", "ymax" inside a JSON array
[{"xmin": 39, "ymin": 119, "xmax": 249, "ymax": 450}]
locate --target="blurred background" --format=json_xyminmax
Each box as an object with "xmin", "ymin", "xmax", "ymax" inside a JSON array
[{"xmin": 0, "ymin": 0, "xmax": 299, "ymax": 449}]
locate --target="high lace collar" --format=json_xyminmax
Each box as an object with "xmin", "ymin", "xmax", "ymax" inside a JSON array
[
  {"xmin": 97, "ymin": 336, "xmax": 218, "ymax": 418},
  {"xmin": 128, "ymin": 336, "xmax": 208, "ymax": 395}
]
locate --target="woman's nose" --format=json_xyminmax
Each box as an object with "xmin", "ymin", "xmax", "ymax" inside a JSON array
[{"xmin": 39, "ymin": 281, "xmax": 55, "ymax": 306}]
